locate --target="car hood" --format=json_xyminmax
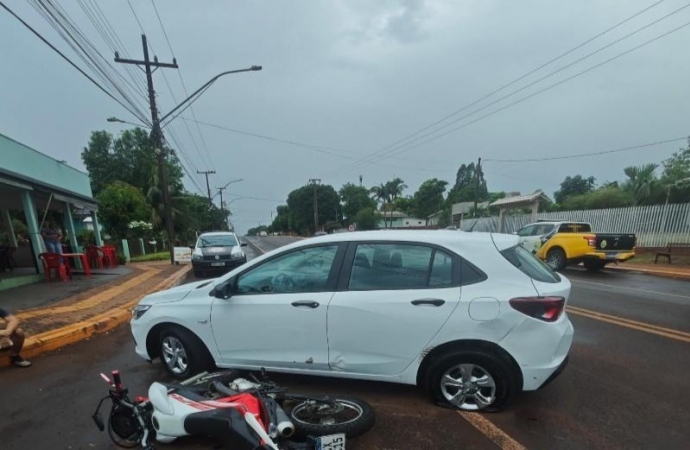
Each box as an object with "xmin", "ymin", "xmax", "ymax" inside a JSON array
[
  {"xmin": 199, "ymin": 245, "xmax": 242, "ymax": 256},
  {"xmin": 138, "ymin": 278, "xmax": 215, "ymax": 305}
]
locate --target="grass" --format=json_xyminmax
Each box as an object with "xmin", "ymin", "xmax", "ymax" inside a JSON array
[
  {"xmin": 130, "ymin": 251, "xmax": 171, "ymax": 262},
  {"xmin": 629, "ymin": 253, "xmax": 690, "ymax": 266}
]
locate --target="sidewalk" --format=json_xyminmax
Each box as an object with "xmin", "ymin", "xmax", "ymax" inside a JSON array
[
  {"xmin": 0, "ymin": 261, "xmax": 190, "ymax": 368},
  {"xmin": 607, "ymin": 262, "xmax": 690, "ymax": 280}
]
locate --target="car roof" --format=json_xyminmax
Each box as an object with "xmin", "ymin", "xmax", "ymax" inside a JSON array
[
  {"xmin": 292, "ymin": 229, "xmax": 518, "ymax": 250},
  {"xmin": 198, "ymin": 231, "xmax": 237, "ymax": 237}
]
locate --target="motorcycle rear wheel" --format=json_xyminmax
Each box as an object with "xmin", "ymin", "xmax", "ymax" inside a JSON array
[{"xmin": 287, "ymin": 396, "xmax": 374, "ymax": 439}]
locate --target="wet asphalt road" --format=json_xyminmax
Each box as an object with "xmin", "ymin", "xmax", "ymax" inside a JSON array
[{"xmin": 1, "ymin": 236, "xmax": 689, "ymax": 449}]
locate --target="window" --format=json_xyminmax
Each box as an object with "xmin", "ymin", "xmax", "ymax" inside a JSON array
[
  {"xmin": 459, "ymin": 259, "xmax": 487, "ymax": 286},
  {"xmin": 534, "ymin": 224, "xmax": 555, "ymax": 236},
  {"xmin": 500, "ymin": 245, "xmax": 561, "ymax": 283},
  {"xmin": 236, "ymin": 245, "xmax": 338, "ymax": 294},
  {"xmin": 429, "ymin": 250, "xmax": 454, "ymax": 287},
  {"xmin": 197, "ymin": 234, "xmax": 238, "ymax": 247},
  {"xmin": 349, "ymin": 243, "xmax": 454, "ymax": 290},
  {"xmin": 516, "ymin": 225, "xmax": 536, "ymax": 237},
  {"xmin": 558, "ymin": 223, "xmax": 591, "ymax": 233}
]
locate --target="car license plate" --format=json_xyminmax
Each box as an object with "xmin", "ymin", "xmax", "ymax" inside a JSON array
[
  {"xmin": 316, "ymin": 433, "xmax": 346, "ymax": 450},
  {"xmin": 211, "ymin": 262, "xmax": 225, "ymax": 267}
]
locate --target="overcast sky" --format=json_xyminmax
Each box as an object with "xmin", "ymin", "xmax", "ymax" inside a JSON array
[{"xmin": 2, "ymin": 0, "xmax": 689, "ymax": 234}]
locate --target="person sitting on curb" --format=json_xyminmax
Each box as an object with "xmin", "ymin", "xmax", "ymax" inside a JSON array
[{"xmin": 0, "ymin": 307, "xmax": 32, "ymax": 367}]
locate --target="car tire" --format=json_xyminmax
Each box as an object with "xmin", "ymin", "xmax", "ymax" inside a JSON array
[
  {"xmin": 159, "ymin": 327, "xmax": 214, "ymax": 380},
  {"xmin": 546, "ymin": 247, "xmax": 566, "ymax": 271},
  {"xmin": 583, "ymin": 260, "xmax": 605, "ymax": 272},
  {"xmin": 425, "ymin": 349, "xmax": 516, "ymax": 412}
]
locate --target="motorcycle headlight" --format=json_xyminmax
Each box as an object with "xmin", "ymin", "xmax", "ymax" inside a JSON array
[{"xmin": 132, "ymin": 305, "xmax": 151, "ymax": 320}]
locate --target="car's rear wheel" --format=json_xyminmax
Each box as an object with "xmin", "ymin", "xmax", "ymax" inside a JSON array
[
  {"xmin": 546, "ymin": 248, "xmax": 566, "ymax": 271},
  {"xmin": 426, "ymin": 350, "xmax": 516, "ymax": 412},
  {"xmin": 159, "ymin": 327, "xmax": 214, "ymax": 379}
]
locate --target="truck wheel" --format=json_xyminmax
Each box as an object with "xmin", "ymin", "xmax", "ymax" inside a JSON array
[
  {"xmin": 546, "ymin": 248, "xmax": 566, "ymax": 271},
  {"xmin": 584, "ymin": 260, "xmax": 606, "ymax": 272}
]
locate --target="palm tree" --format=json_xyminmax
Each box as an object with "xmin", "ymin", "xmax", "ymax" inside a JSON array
[
  {"xmin": 624, "ymin": 163, "xmax": 658, "ymax": 205},
  {"xmin": 370, "ymin": 184, "xmax": 390, "ymax": 228},
  {"xmin": 385, "ymin": 178, "xmax": 407, "ymax": 227}
]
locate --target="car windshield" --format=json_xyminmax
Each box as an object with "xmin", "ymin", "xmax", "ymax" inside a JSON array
[
  {"xmin": 197, "ymin": 235, "xmax": 238, "ymax": 248},
  {"xmin": 501, "ymin": 245, "xmax": 561, "ymax": 283}
]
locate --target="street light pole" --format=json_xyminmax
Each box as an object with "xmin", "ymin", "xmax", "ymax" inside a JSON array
[{"xmin": 309, "ymin": 178, "xmax": 321, "ymax": 233}]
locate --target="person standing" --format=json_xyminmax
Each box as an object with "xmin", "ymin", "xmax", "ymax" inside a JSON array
[{"xmin": 0, "ymin": 307, "xmax": 32, "ymax": 367}]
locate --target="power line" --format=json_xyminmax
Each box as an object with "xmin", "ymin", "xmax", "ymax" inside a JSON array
[
  {"xmin": 26, "ymin": 0, "xmax": 151, "ymax": 123},
  {"xmin": 185, "ymin": 117, "xmax": 448, "ymax": 174},
  {"xmin": 150, "ymin": 0, "xmax": 216, "ymax": 169},
  {"xmin": 338, "ymin": 0, "xmax": 677, "ymax": 172},
  {"xmin": 356, "ymin": 18, "xmax": 690, "ymax": 167},
  {"xmin": 485, "ymin": 137, "xmax": 688, "ymax": 163},
  {"xmin": 0, "ymin": 1, "xmax": 148, "ymax": 124}
]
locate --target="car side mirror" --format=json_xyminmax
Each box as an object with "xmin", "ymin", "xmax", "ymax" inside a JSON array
[{"xmin": 212, "ymin": 279, "xmax": 236, "ymax": 300}]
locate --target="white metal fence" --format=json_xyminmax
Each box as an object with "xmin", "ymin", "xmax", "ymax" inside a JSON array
[{"xmin": 459, "ymin": 203, "xmax": 690, "ymax": 247}]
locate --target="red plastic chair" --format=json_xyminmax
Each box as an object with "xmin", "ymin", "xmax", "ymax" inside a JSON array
[
  {"xmin": 39, "ymin": 253, "xmax": 71, "ymax": 282},
  {"xmin": 85, "ymin": 246, "xmax": 105, "ymax": 269},
  {"xmin": 102, "ymin": 245, "xmax": 117, "ymax": 267}
]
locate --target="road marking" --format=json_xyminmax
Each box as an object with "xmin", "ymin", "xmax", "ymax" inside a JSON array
[
  {"xmin": 570, "ymin": 279, "xmax": 690, "ymax": 300},
  {"xmin": 567, "ymin": 306, "xmax": 690, "ymax": 343},
  {"xmin": 458, "ymin": 411, "xmax": 527, "ymax": 450}
]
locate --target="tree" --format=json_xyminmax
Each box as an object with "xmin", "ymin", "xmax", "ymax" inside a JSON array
[
  {"xmin": 392, "ymin": 196, "xmax": 414, "ymax": 216},
  {"xmin": 437, "ymin": 207, "xmax": 452, "ymax": 228},
  {"xmin": 286, "ymin": 183, "xmax": 340, "ymax": 234},
  {"xmin": 369, "ymin": 183, "xmax": 390, "ymax": 228},
  {"xmin": 554, "ymin": 175, "xmax": 596, "ymax": 204},
  {"xmin": 96, "ymin": 181, "xmax": 150, "ymax": 239},
  {"xmin": 446, "ymin": 162, "xmax": 488, "ymax": 207},
  {"xmin": 339, "ymin": 183, "xmax": 376, "ymax": 222},
  {"xmin": 385, "ymin": 177, "xmax": 407, "ymax": 225},
  {"xmin": 412, "ymin": 178, "xmax": 448, "ymax": 222},
  {"xmin": 661, "ymin": 142, "xmax": 690, "ymax": 203},
  {"xmin": 270, "ymin": 205, "xmax": 291, "ymax": 233},
  {"xmin": 623, "ymin": 163, "xmax": 658, "ymax": 205},
  {"xmin": 354, "ymin": 207, "xmax": 378, "ymax": 230},
  {"xmin": 562, "ymin": 186, "xmax": 634, "ymax": 210}
]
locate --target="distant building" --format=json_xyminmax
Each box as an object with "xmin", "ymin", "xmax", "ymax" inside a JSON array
[{"xmin": 375, "ymin": 211, "xmax": 427, "ymax": 228}]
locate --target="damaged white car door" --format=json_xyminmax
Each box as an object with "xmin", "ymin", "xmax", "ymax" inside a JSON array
[{"xmin": 327, "ymin": 242, "xmax": 461, "ymax": 376}]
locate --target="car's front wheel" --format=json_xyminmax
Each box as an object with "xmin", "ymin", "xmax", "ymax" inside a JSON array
[
  {"xmin": 546, "ymin": 247, "xmax": 566, "ymax": 271},
  {"xmin": 159, "ymin": 327, "xmax": 214, "ymax": 379},
  {"xmin": 426, "ymin": 350, "xmax": 516, "ymax": 412}
]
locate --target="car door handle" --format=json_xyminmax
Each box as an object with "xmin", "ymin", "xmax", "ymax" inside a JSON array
[
  {"xmin": 411, "ymin": 299, "xmax": 445, "ymax": 307},
  {"xmin": 291, "ymin": 300, "xmax": 320, "ymax": 308}
]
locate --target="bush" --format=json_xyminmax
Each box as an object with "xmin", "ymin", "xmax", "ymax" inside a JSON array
[{"xmin": 117, "ymin": 255, "xmax": 127, "ymax": 265}]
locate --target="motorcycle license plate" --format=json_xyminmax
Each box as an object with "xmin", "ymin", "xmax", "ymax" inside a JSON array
[
  {"xmin": 316, "ymin": 433, "xmax": 346, "ymax": 450},
  {"xmin": 211, "ymin": 262, "xmax": 225, "ymax": 266}
]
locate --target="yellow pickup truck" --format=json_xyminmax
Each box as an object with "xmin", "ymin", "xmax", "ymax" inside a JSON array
[{"xmin": 515, "ymin": 221, "xmax": 636, "ymax": 272}]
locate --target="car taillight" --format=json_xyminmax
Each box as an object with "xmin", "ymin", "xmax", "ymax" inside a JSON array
[
  {"xmin": 509, "ymin": 296, "xmax": 565, "ymax": 322},
  {"xmin": 583, "ymin": 236, "xmax": 596, "ymax": 247}
]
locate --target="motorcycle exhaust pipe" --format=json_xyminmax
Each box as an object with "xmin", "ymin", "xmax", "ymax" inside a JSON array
[{"xmin": 275, "ymin": 405, "xmax": 295, "ymax": 438}]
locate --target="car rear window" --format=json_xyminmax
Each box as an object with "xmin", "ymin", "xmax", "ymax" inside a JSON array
[
  {"xmin": 558, "ymin": 223, "xmax": 591, "ymax": 233},
  {"xmin": 500, "ymin": 245, "xmax": 561, "ymax": 283}
]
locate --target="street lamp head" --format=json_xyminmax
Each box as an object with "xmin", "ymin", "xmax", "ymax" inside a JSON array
[
  {"xmin": 107, "ymin": 117, "xmax": 123, "ymax": 123},
  {"xmin": 251, "ymin": 65, "xmax": 262, "ymax": 71}
]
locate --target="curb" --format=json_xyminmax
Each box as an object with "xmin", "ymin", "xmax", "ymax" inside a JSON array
[
  {"xmin": 0, "ymin": 265, "xmax": 191, "ymax": 367},
  {"xmin": 606, "ymin": 265, "xmax": 690, "ymax": 281},
  {"xmin": 244, "ymin": 238, "xmax": 266, "ymax": 255}
]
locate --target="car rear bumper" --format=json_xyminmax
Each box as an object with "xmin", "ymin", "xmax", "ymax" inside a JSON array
[
  {"xmin": 502, "ymin": 315, "xmax": 574, "ymax": 391},
  {"xmin": 585, "ymin": 251, "xmax": 635, "ymax": 262}
]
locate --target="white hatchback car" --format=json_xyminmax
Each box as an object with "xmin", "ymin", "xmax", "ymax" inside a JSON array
[{"xmin": 131, "ymin": 230, "xmax": 573, "ymax": 411}]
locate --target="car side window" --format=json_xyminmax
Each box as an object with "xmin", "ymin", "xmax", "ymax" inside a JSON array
[
  {"xmin": 517, "ymin": 225, "xmax": 535, "ymax": 237},
  {"xmin": 235, "ymin": 245, "xmax": 338, "ymax": 295},
  {"xmin": 349, "ymin": 243, "xmax": 454, "ymax": 290}
]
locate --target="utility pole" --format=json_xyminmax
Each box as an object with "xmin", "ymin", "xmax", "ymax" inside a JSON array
[
  {"xmin": 216, "ymin": 186, "xmax": 227, "ymax": 229},
  {"xmin": 309, "ymin": 178, "xmax": 321, "ymax": 233},
  {"xmin": 198, "ymin": 170, "xmax": 216, "ymax": 201},
  {"xmin": 473, "ymin": 157, "xmax": 482, "ymax": 218},
  {"xmin": 359, "ymin": 175, "xmax": 363, "ymax": 187},
  {"xmin": 115, "ymin": 35, "xmax": 178, "ymax": 264}
]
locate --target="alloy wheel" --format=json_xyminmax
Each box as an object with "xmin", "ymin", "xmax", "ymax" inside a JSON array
[{"xmin": 440, "ymin": 363, "xmax": 497, "ymax": 411}]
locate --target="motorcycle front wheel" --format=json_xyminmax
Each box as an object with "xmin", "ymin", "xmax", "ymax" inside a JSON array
[
  {"xmin": 287, "ymin": 396, "xmax": 375, "ymax": 439},
  {"xmin": 108, "ymin": 404, "xmax": 143, "ymax": 448}
]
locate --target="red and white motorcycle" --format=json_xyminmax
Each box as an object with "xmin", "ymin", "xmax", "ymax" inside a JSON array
[{"xmin": 92, "ymin": 369, "xmax": 374, "ymax": 450}]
